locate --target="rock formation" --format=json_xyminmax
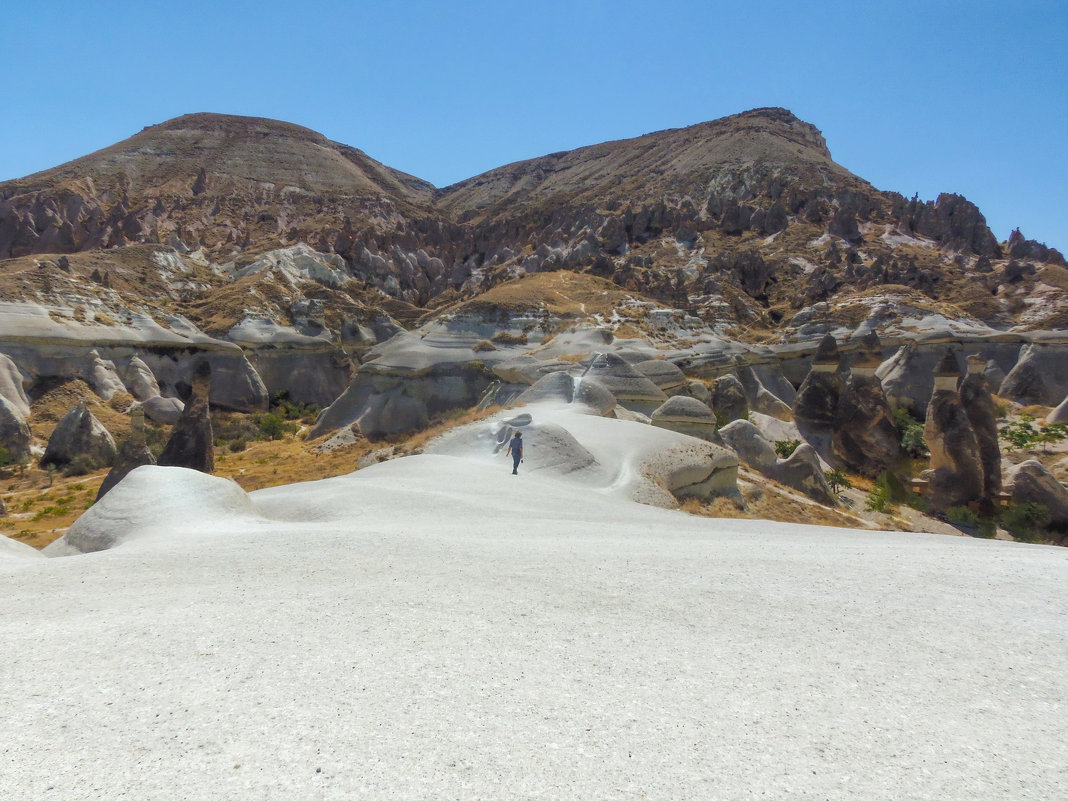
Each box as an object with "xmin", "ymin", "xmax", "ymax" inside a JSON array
[
  {"xmin": 733, "ymin": 359, "xmax": 792, "ymax": 420},
  {"xmin": 1047, "ymin": 395, "xmax": 1068, "ymax": 424},
  {"xmin": 1007, "ymin": 460, "xmax": 1068, "ymax": 539},
  {"xmin": 158, "ymin": 362, "xmax": 214, "ymax": 473},
  {"xmin": 650, "ymin": 396, "xmax": 718, "ymax": 441},
  {"xmin": 831, "ymin": 333, "xmax": 902, "ymax": 477},
  {"xmin": 634, "ymin": 360, "xmax": 688, "ymax": 396},
  {"xmin": 96, "ymin": 407, "xmax": 156, "ymax": 501},
  {"xmin": 958, "ymin": 354, "xmax": 1002, "ymax": 508},
  {"xmin": 583, "ymin": 354, "xmax": 667, "ymax": 415},
  {"xmin": 0, "ymin": 354, "xmax": 30, "ymax": 417},
  {"xmin": 923, "ymin": 350, "xmax": 983, "ymax": 512},
  {"xmin": 876, "ymin": 342, "xmax": 936, "ymax": 419},
  {"xmin": 718, "ymin": 420, "xmax": 778, "ymax": 471},
  {"xmin": 792, "ymin": 334, "xmax": 844, "ymax": 459},
  {"xmin": 718, "ymin": 420, "xmax": 834, "ymax": 504},
  {"xmin": 999, "ymin": 344, "xmax": 1068, "ymax": 407},
  {"xmin": 0, "ymin": 395, "xmax": 31, "ymax": 463},
  {"xmin": 41, "ymin": 401, "xmax": 117, "ymax": 470},
  {"xmin": 711, "ymin": 374, "xmax": 748, "ymax": 424}
]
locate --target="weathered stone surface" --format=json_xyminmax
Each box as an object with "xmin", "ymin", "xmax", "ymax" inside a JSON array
[
  {"xmin": 138, "ymin": 395, "xmax": 185, "ymax": 425},
  {"xmin": 516, "ymin": 371, "xmax": 575, "ymax": 406},
  {"xmin": 158, "ymin": 362, "xmax": 214, "ymax": 473},
  {"xmin": 832, "ymin": 374, "xmax": 903, "ymax": 477},
  {"xmin": 717, "ymin": 420, "xmax": 778, "ymax": 470},
  {"xmin": 1047, "ymin": 395, "xmax": 1068, "ymax": 424},
  {"xmin": 999, "ymin": 344, "xmax": 1068, "ymax": 406},
  {"xmin": 959, "ymin": 356, "xmax": 1002, "ymax": 505},
  {"xmin": 651, "ymin": 396, "xmax": 718, "ymax": 441},
  {"xmin": 1007, "ymin": 460, "xmax": 1068, "ymax": 536},
  {"xmin": 923, "ymin": 351, "xmax": 983, "ymax": 512},
  {"xmin": 685, "ymin": 379, "xmax": 710, "ymax": 403},
  {"xmin": 0, "ymin": 395, "xmax": 31, "ymax": 462},
  {"xmin": 793, "ymin": 335, "xmax": 845, "ymax": 459},
  {"xmin": 985, "ymin": 359, "xmax": 1007, "ymax": 393},
  {"xmin": 583, "ymin": 354, "xmax": 667, "ymax": 415},
  {"xmin": 877, "ymin": 343, "xmax": 937, "ymax": 418},
  {"xmin": 0, "ymin": 354, "xmax": 30, "ymax": 416},
  {"xmin": 123, "ymin": 355, "xmax": 161, "ymax": 401},
  {"xmin": 734, "ymin": 361, "xmax": 792, "ymax": 420},
  {"xmin": 768, "ymin": 443, "xmax": 835, "ymax": 505},
  {"xmin": 634, "ymin": 359, "xmax": 687, "ymax": 393},
  {"xmin": 751, "ymin": 363, "xmax": 797, "ymax": 405},
  {"xmin": 41, "ymin": 401, "xmax": 117, "ymax": 470},
  {"xmin": 711, "ymin": 374, "xmax": 748, "ymax": 424},
  {"xmin": 90, "ymin": 352, "xmax": 125, "ymax": 400},
  {"xmin": 96, "ymin": 407, "xmax": 156, "ymax": 501}
]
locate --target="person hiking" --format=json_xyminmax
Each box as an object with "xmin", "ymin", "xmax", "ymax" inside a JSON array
[{"xmin": 506, "ymin": 431, "xmax": 523, "ymax": 475}]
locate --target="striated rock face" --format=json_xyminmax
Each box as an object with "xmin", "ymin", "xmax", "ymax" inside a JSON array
[
  {"xmin": 515, "ymin": 371, "xmax": 616, "ymax": 416},
  {"xmin": 923, "ymin": 351, "xmax": 983, "ymax": 512},
  {"xmin": 793, "ymin": 334, "xmax": 844, "ymax": 458},
  {"xmin": 711, "ymin": 374, "xmax": 748, "ymax": 424},
  {"xmin": 158, "ymin": 362, "xmax": 214, "ymax": 473},
  {"xmin": 651, "ymin": 396, "xmax": 718, "ymax": 442},
  {"xmin": 999, "ymin": 344, "xmax": 1068, "ymax": 407},
  {"xmin": 0, "ymin": 395, "xmax": 32, "ymax": 463},
  {"xmin": 877, "ymin": 343, "xmax": 936, "ymax": 419},
  {"xmin": 41, "ymin": 401, "xmax": 117, "ymax": 470},
  {"xmin": 583, "ymin": 354, "xmax": 667, "ymax": 415},
  {"xmin": 0, "ymin": 354, "xmax": 30, "ymax": 416},
  {"xmin": 832, "ymin": 373, "xmax": 903, "ymax": 477},
  {"xmin": 634, "ymin": 359, "xmax": 688, "ymax": 395},
  {"xmin": 124, "ymin": 355, "xmax": 161, "ymax": 401},
  {"xmin": 734, "ymin": 361, "xmax": 792, "ymax": 420},
  {"xmin": 959, "ymin": 355, "xmax": 1002, "ymax": 506},
  {"xmin": 96, "ymin": 407, "xmax": 155, "ymax": 501}
]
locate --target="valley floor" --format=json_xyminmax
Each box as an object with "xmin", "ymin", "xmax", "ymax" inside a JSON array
[{"xmin": 1, "ymin": 432, "xmax": 1066, "ymax": 799}]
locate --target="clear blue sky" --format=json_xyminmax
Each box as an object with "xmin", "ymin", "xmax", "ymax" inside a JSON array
[{"xmin": 3, "ymin": 0, "xmax": 1065, "ymax": 250}]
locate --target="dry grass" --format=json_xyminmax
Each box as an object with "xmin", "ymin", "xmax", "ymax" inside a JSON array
[
  {"xmin": 680, "ymin": 481, "xmax": 866, "ymax": 530},
  {"xmin": 452, "ymin": 271, "xmax": 645, "ymax": 318}
]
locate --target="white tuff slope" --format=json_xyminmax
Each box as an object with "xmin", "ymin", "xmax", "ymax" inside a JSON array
[{"xmin": 1, "ymin": 407, "xmax": 1066, "ymax": 800}]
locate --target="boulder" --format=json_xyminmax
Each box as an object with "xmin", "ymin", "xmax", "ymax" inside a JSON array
[
  {"xmin": 139, "ymin": 395, "xmax": 185, "ymax": 425},
  {"xmin": 686, "ymin": 379, "xmax": 710, "ymax": 403},
  {"xmin": 573, "ymin": 377, "xmax": 617, "ymax": 416},
  {"xmin": 0, "ymin": 354, "xmax": 30, "ymax": 416},
  {"xmin": 583, "ymin": 354, "xmax": 667, "ymax": 415},
  {"xmin": 643, "ymin": 439, "xmax": 739, "ymax": 501},
  {"xmin": 123, "ymin": 355, "xmax": 161, "ymax": 401},
  {"xmin": 751, "ymin": 363, "xmax": 797, "ymax": 405},
  {"xmin": 985, "ymin": 359, "xmax": 1007, "ymax": 393},
  {"xmin": 768, "ymin": 444, "xmax": 836, "ymax": 505},
  {"xmin": 41, "ymin": 401, "xmax": 117, "ymax": 470},
  {"xmin": 923, "ymin": 350, "xmax": 983, "ymax": 512},
  {"xmin": 515, "ymin": 371, "xmax": 575, "ymax": 406},
  {"xmin": 96, "ymin": 406, "xmax": 156, "ymax": 501},
  {"xmin": 959, "ymin": 355, "xmax": 1002, "ymax": 506},
  {"xmin": 711, "ymin": 374, "xmax": 748, "ymax": 424},
  {"xmin": 158, "ymin": 361, "xmax": 214, "ymax": 473},
  {"xmin": 89, "ymin": 352, "xmax": 125, "ymax": 400},
  {"xmin": 0, "ymin": 395, "xmax": 32, "ymax": 463},
  {"xmin": 651, "ymin": 396, "xmax": 718, "ymax": 442},
  {"xmin": 832, "ymin": 372, "xmax": 903, "ymax": 478},
  {"xmin": 999, "ymin": 344, "xmax": 1068, "ymax": 406},
  {"xmin": 1007, "ymin": 460, "xmax": 1068, "ymax": 533},
  {"xmin": 1046, "ymin": 395, "xmax": 1068, "ymax": 424},
  {"xmin": 876, "ymin": 342, "xmax": 937, "ymax": 419},
  {"xmin": 634, "ymin": 359, "xmax": 687, "ymax": 394},
  {"xmin": 717, "ymin": 420, "xmax": 778, "ymax": 470},
  {"xmin": 792, "ymin": 334, "xmax": 844, "ymax": 459},
  {"xmin": 734, "ymin": 360, "xmax": 792, "ymax": 420}
]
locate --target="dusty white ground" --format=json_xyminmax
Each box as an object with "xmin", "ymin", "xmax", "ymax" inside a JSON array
[{"xmin": 2, "ymin": 407, "xmax": 1066, "ymax": 800}]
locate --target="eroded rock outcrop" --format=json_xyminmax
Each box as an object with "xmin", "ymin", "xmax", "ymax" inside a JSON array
[
  {"xmin": 41, "ymin": 401, "xmax": 117, "ymax": 470},
  {"xmin": 583, "ymin": 354, "xmax": 667, "ymax": 415},
  {"xmin": 0, "ymin": 354, "xmax": 30, "ymax": 417},
  {"xmin": 158, "ymin": 362, "xmax": 214, "ymax": 473},
  {"xmin": 792, "ymin": 334, "xmax": 844, "ymax": 459},
  {"xmin": 719, "ymin": 420, "xmax": 833, "ymax": 503},
  {"xmin": 831, "ymin": 332, "xmax": 902, "ymax": 477},
  {"xmin": 651, "ymin": 396, "xmax": 718, "ymax": 442},
  {"xmin": 96, "ymin": 407, "xmax": 156, "ymax": 501},
  {"xmin": 923, "ymin": 350, "xmax": 983, "ymax": 512},
  {"xmin": 711, "ymin": 374, "xmax": 748, "ymax": 424},
  {"xmin": 734, "ymin": 358, "xmax": 792, "ymax": 420},
  {"xmin": 0, "ymin": 395, "xmax": 32, "ymax": 463},
  {"xmin": 1007, "ymin": 460, "xmax": 1068, "ymax": 538},
  {"xmin": 959, "ymin": 354, "xmax": 1002, "ymax": 508},
  {"xmin": 999, "ymin": 344, "xmax": 1068, "ymax": 407}
]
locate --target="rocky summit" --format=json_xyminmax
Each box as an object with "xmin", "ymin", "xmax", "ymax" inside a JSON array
[{"xmin": 1, "ymin": 107, "xmax": 1067, "ymax": 544}]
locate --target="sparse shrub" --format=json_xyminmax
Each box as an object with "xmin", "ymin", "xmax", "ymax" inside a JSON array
[
  {"xmin": 976, "ymin": 519, "xmax": 997, "ymax": 539},
  {"xmin": 866, "ymin": 471, "xmax": 908, "ymax": 513},
  {"xmin": 271, "ymin": 390, "xmax": 320, "ymax": 422},
  {"xmin": 258, "ymin": 413, "xmax": 296, "ymax": 440},
  {"xmin": 228, "ymin": 439, "xmax": 247, "ymax": 453},
  {"xmin": 774, "ymin": 439, "xmax": 801, "ymax": 458},
  {"xmin": 824, "ymin": 467, "xmax": 852, "ymax": 494},
  {"xmin": 946, "ymin": 506, "xmax": 979, "ymax": 526},
  {"xmin": 1001, "ymin": 501, "xmax": 1051, "ymax": 543},
  {"xmin": 63, "ymin": 454, "xmax": 105, "ymax": 477},
  {"xmin": 993, "ymin": 401, "xmax": 1009, "ymax": 419},
  {"xmin": 997, "ymin": 416, "xmax": 1066, "ymax": 452},
  {"xmin": 892, "ymin": 406, "xmax": 928, "ymax": 458},
  {"xmin": 491, "ymin": 331, "xmax": 527, "ymax": 345},
  {"xmin": 473, "ymin": 339, "xmax": 497, "ymax": 352}
]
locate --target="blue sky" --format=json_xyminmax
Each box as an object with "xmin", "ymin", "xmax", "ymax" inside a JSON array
[{"xmin": 3, "ymin": 0, "xmax": 1066, "ymax": 250}]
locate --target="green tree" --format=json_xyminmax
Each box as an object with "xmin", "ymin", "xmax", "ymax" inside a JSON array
[{"xmin": 824, "ymin": 467, "xmax": 852, "ymax": 494}]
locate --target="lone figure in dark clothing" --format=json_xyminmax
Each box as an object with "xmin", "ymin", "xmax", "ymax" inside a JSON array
[{"xmin": 506, "ymin": 431, "xmax": 523, "ymax": 475}]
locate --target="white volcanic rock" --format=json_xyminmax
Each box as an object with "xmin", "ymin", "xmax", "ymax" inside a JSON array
[
  {"xmin": 634, "ymin": 359, "xmax": 687, "ymax": 393},
  {"xmin": 89, "ymin": 352, "xmax": 125, "ymax": 400},
  {"xmin": 0, "ymin": 353, "xmax": 30, "ymax": 416},
  {"xmin": 651, "ymin": 395, "xmax": 718, "ymax": 441},
  {"xmin": 53, "ymin": 465, "xmax": 264, "ymax": 554},
  {"xmin": 1000, "ymin": 343, "xmax": 1068, "ymax": 406},
  {"xmin": 0, "ymin": 532, "xmax": 43, "ymax": 561},
  {"xmin": 0, "ymin": 394, "xmax": 32, "ymax": 462},
  {"xmin": 136, "ymin": 395, "xmax": 185, "ymax": 425},
  {"xmin": 2, "ymin": 408, "xmax": 1065, "ymax": 799},
  {"xmin": 718, "ymin": 419, "xmax": 778, "ymax": 470},
  {"xmin": 1007, "ymin": 460, "xmax": 1068, "ymax": 531},
  {"xmin": 41, "ymin": 401, "xmax": 116, "ymax": 469},
  {"xmin": 1048, "ymin": 395, "xmax": 1068, "ymax": 424},
  {"xmin": 123, "ymin": 355, "xmax": 161, "ymax": 401},
  {"xmin": 235, "ymin": 244, "xmax": 350, "ymax": 287}
]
